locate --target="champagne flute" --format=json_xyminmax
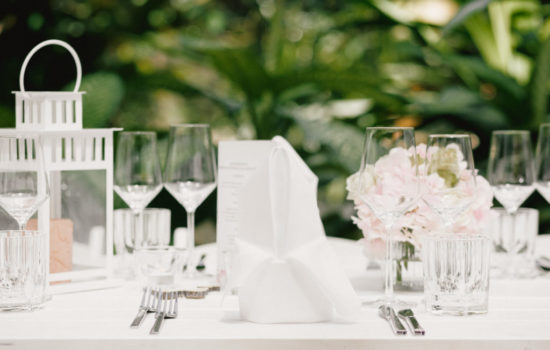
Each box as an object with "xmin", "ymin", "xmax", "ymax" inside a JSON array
[
  {"xmin": 0, "ymin": 136, "xmax": 49, "ymax": 229},
  {"xmin": 114, "ymin": 132, "xmax": 163, "ymax": 252},
  {"xmin": 535, "ymin": 124, "xmax": 550, "ymax": 202},
  {"xmin": 164, "ymin": 124, "xmax": 217, "ymax": 278},
  {"xmin": 422, "ymin": 134, "xmax": 477, "ymax": 232},
  {"xmin": 488, "ymin": 130, "xmax": 535, "ymax": 214},
  {"xmin": 359, "ymin": 127, "xmax": 418, "ymax": 305}
]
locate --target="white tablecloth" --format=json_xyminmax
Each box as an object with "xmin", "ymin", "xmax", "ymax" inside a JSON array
[{"xmin": 2, "ymin": 236, "xmax": 550, "ymax": 350}]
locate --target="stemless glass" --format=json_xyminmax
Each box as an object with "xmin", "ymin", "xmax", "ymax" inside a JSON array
[
  {"xmin": 359, "ymin": 127, "xmax": 418, "ymax": 306},
  {"xmin": 488, "ymin": 207, "xmax": 538, "ymax": 277},
  {"xmin": 0, "ymin": 136, "xmax": 49, "ymax": 229},
  {"xmin": 0, "ymin": 230, "xmax": 48, "ymax": 310},
  {"xmin": 422, "ymin": 134, "xmax": 477, "ymax": 231},
  {"xmin": 535, "ymin": 123, "xmax": 550, "ymax": 203},
  {"xmin": 164, "ymin": 124, "xmax": 217, "ymax": 278},
  {"xmin": 114, "ymin": 132, "xmax": 163, "ymax": 252},
  {"xmin": 488, "ymin": 130, "xmax": 535, "ymax": 214},
  {"xmin": 423, "ymin": 234, "xmax": 490, "ymax": 315}
]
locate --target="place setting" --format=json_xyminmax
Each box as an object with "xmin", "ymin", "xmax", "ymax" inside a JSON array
[
  {"xmin": 2, "ymin": 38, "xmax": 550, "ymax": 350},
  {"xmin": 113, "ymin": 126, "xmax": 219, "ymax": 334}
]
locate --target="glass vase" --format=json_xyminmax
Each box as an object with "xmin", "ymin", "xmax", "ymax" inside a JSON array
[{"xmin": 393, "ymin": 241, "xmax": 423, "ymax": 291}]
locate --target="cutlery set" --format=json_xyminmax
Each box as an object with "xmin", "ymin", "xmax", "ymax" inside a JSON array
[
  {"xmin": 130, "ymin": 286, "xmax": 217, "ymax": 335},
  {"xmin": 133, "ymin": 288, "xmax": 424, "ymax": 336},
  {"xmin": 378, "ymin": 305, "xmax": 425, "ymax": 336}
]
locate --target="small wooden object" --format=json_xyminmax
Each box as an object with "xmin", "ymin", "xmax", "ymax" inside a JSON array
[{"xmin": 27, "ymin": 218, "xmax": 73, "ymax": 273}]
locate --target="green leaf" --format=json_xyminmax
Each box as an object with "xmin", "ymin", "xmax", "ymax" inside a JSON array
[
  {"xmin": 531, "ymin": 34, "xmax": 550, "ymax": 125},
  {"xmin": 65, "ymin": 72, "xmax": 125, "ymax": 128},
  {"xmin": 464, "ymin": 13, "xmax": 502, "ymax": 71},
  {"xmin": 442, "ymin": 0, "xmax": 490, "ymax": 36},
  {"xmin": 274, "ymin": 69, "xmax": 406, "ymax": 112},
  {"xmin": 463, "ymin": 1, "xmax": 537, "ymax": 82},
  {"xmin": 443, "ymin": 54, "xmax": 525, "ymax": 100},
  {"xmin": 365, "ymin": 0, "xmax": 414, "ymax": 25},
  {"xmin": 263, "ymin": 0, "xmax": 285, "ymax": 73},
  {"xmin": 409, "ymin": 87, "xmax": 508, "ymax": 130},
  {"xmin": 202, "ymin": 48, "xmax": 271, "ymax": 100}
]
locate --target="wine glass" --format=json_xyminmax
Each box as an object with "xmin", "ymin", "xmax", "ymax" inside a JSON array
[
  {"xmin": 114, "ymin": 132, "xmax": 163, "ymax": 252},
  {"xmin": 0, "ymin": 136, "xmax": 49, "ymax": 229},
  {"xmin": 488, "ymin": 130, "xmax": 535, "ymax": 214},
  {"xmin": 164, "ymin": 124, "xmax": 217, "ymax": 278},
  {"xmin": 535, "ymin": 124, "xmax": 550, "ymax": 202},
  {"xmin": 359, "ymin": 127, "xmax": 418, "ymax": 306},
  {"xmin": 489, "ymin": 130, "xmax": 536, "ymax": 277},
  {"xmin": 422, "ymin": 134, "xmax": 477, "ymax": 232}
]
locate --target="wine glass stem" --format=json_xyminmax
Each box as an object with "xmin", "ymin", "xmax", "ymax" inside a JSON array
[
  {"xmin": 384, "ymin": 222, "xmax": 394, "ymax": 302},
  {"xmin": 133, "ymin": 210, "xmax": 144, "ymax": 249},
  {"xmin": 508, "ymin": 210, "xmax": 517, "ymax": 270},
  {"xmin": 187, "ymin": 211, "xmax": 196, "ymax": 268}
]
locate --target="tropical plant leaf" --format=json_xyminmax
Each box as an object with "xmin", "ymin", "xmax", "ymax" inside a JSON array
[
  {"xmin": 263, "ymin": 0, "xmax": 285, "ymax": 73},
  {"xmin": 274, "ymin": 68, "xmax": 406, "ymax": 111},
  {"xmin": 443, "ymin": 54, "xmax": 525, "ymax": 100},
  {"xmin": 202, "ymin": 48, "xmax": 271, "ymax": 100},
  {"xmin": 464, "ymin": 13, "xmax": 502, "ymax": 71},
  {"xmin": 531, "ymin": 34, "xmax": 550, "ymax": 126},
  {"xmin": 408, "ymin": 87, "xmax": 508, "ymax": 130},
  {"xmin": 442, "ymin": 0, "xmax": 491, "ymax": 36},
  {"xmin": 65, "ymin": 72, "xmax": 125, "ymax": 128},
  {"xmin": 365, "ymin": 0, "xmax": 414, "ymax": 25}
]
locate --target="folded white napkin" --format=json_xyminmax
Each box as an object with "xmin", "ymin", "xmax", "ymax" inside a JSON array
[{"xmin": 230, "ymin": 136, "xmax": 361, "ymax": 323}]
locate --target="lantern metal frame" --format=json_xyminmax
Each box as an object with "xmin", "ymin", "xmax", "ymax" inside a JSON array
[{"xmin": 0, "ymin": 40, "xmax": 121, "ymax": 284}]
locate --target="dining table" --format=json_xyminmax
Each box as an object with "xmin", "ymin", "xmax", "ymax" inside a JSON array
[{"xmin": 1, "ymin": 236, "xmax": 550, "ymax": 350}]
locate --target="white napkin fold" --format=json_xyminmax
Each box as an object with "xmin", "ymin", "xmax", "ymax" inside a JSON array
[{"xmin": 231, "ymin": 136, "xmax": 361, "ymax": 323}]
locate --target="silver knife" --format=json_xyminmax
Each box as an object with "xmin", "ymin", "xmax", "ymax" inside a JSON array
[
  {"xmin": 398, "ymin": 309, "xmax": 425, "ymax": 335},
  {"xmin": 150, "ymin": 291, "xmax": 166, "ymax": 335},
  {"xmin": 378, "ymin": 305, "xmax": 407, "ymax": 335}
]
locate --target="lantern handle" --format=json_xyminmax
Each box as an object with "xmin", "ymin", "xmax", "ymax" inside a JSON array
[{"xmin": 19, "ymin": 39, "xmax": 82, "ymax": 93}]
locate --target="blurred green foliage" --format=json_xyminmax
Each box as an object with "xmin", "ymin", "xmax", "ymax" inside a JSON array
[{"xmin": 2, "ymin": 0, "xmax": 550, "ymax": 240}]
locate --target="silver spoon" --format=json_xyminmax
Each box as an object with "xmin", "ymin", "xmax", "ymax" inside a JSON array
[{"xmin": 397, "ymin": 309, "xmax": 425, "ymax": 335}]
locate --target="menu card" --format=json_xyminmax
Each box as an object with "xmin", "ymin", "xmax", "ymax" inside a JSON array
[{"xmin": 216, "ymin": 140, "xmax": 275, "ymax": 283}]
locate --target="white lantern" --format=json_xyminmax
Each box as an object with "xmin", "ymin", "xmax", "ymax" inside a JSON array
[{"xmin": 0, "ymin": 39, "xmax": 121, "ymax": 287}]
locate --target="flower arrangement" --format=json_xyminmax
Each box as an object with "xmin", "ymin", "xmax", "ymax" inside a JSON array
[{"xmin": 346, "ymin": 143, "xmax": 493, "ymax": 261}]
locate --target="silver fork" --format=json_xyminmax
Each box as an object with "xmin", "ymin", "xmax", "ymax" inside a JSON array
[
  {"xmin": 130, "ymin": 287, "xmax": 156, "ymax": 328},
  {"xmin": 150, "ymin": 291, "xmax": 178, "ymax": 335}
]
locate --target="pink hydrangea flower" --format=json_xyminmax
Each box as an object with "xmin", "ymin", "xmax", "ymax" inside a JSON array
[{"xmin": 347, "ymin": 143, "xmax": 493, "ymax": 255}]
